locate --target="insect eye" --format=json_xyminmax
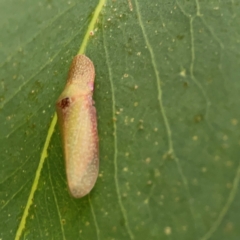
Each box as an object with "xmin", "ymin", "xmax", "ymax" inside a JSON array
[{"xmin": 60, "ymin": 97, "xmax": 71, "ymax": 109}]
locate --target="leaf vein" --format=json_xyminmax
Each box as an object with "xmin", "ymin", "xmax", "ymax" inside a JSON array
[
  {"xmin": 88, "ymin": 195, "xmax": 100, "ymax": 240},
  {"xmin": 102, "ymin": 20, "xmax": 134, "ymax": 240},
  {"xmin": 48, "ymin": 159, "xmax": 66, "ymax": 240},
  {"xmin": 135, "ymin": 0, "xmax": 199, "ymax": 235},
  {"xmin": 200, "ymin": 162, "xmax": 240, "ymax": 240},
  {"xmin": 0, "ymin": 3, "xmax": 76, "ymax": 68},
  {"xmin": 0, "ymin": 178, "xmax": 31, "ymax": 211},
  {"xmin": 14, "ymin": 114, "xmax": 57, "ymax": 240},
  {"xmin": 1, "ymin": 22, "xmax": 85, "ymax": 109},
  {"xmin": 13, "ymin": 1, "xmax": 108, "ymax": 238}
]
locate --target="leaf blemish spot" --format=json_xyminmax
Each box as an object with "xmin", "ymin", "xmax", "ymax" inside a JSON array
[
  {"xmin": 225, "ymin": 161, "xmax": 233, "ymax": 167},
  {"xmin": 182, "ymin": 226, "xmax": 188, "ymax": 231},
  {"xmin": 192, "ymin": 135, "xmax": 198, "ymax": 141},
  {"xmin": 223, "ymin": 135, "xmax": 228, "ymax": 141},
  {"xmin": 226, "ymin": 183, "xmax": 232, "ymax": 189},
  {"xmin": 231, "ymin": 118, "xmax": 238, "ymax": 126},
  {"xmin": 194, "ymin": 114, "xmax": 204, "ymax": 123},
  {"xmin": 179, "ymin": 69, "xmax": 186, "ymax": 77},
  {"xmin": 124, "ymin": 116, "xmax": 129, "ymax": 125},
  {"xmin": 164, "ymin": 226, "xmax": 172, "ymax": 235},
  {"xmin": 154, "ymin": 169, "xmax": 161, "ymax": 177},
  {"xmin": 147, "ymin": 180, "xmax": 152, "ymax": 185},
  {"xmin": 145, "ymin": 158, "xmax": 151, "ymax": 164}
]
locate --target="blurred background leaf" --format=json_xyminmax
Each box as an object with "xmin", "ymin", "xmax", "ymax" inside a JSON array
[{"xmin": 0, "ymin": 0, "xmax": 240, "ymax": 239}]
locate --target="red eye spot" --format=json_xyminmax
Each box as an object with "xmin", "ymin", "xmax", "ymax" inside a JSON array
[{"xmin": 60, "ymin": 97, "xmax": 71, "ymax": 109}]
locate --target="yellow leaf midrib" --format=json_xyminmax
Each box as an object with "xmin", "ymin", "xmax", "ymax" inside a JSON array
[{"xmin": 14, "ymin": 1, "xmax": 106, "ymax": 239}]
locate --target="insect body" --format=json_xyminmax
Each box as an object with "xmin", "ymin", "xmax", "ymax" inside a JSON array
[{"xmin": 56, "ymin": 54, "xmax": 98, "ymax": 198}]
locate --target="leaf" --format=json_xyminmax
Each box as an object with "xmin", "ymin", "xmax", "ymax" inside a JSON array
[{"xmin": 1, "ymin": 0, "xmax": 240, "ymax": 239}]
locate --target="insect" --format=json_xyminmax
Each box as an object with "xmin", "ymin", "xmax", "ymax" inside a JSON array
[{"xmin": 56, "ymin": 54, "xmax": 98, "ymax": 198}]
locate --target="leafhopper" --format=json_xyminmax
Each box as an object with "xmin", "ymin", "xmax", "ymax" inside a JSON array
[{"xmin": 56, "ymin": 55, "xmax": 98, "ymax": 198}]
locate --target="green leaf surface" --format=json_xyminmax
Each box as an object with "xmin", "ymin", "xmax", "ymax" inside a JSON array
[{"xmin": 1, "ymin": 0, "xmax": 240, "ymax": 239}]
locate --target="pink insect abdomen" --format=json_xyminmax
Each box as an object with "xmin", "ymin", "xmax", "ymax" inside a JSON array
[{"xmin": 56, "ymin": 55, "xmax": 99, "ymax": 198}]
